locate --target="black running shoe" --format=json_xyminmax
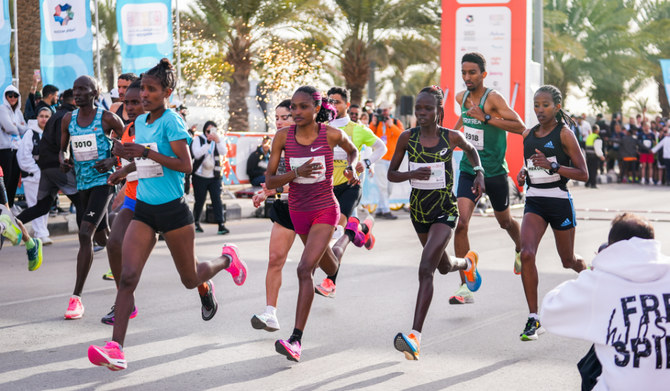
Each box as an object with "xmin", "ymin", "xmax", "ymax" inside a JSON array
[
  {"xmin": 200, "ymin": 280, "xmax": 218, "ymax": 321},
  {"xmin": 520, "ymin": 317, "xmax": 545, "ymax": 341},
  {"xmin": 101, "ymin": 305, "xmax": 138, "ymax": 325}
]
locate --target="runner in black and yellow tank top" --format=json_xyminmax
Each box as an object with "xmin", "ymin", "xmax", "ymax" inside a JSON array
[
  {"xmin": 387, "ymin": 86, "xmax": 484, "ymax": 361},
  {"xmin": 451, "ymin": 52, "xmax": 527, "ymax": 305}
]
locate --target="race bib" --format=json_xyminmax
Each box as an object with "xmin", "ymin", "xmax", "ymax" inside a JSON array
[
  {"xmin": 71, "ymin": 134, "xmax": 98, "ymax": 161},
  {"xmin": 409, "ymin": 162, "xmax": 446, "ymax": 190},
  {"xmin": 290, "ymin": 155, "xmax": 326, "ymax": 184},
  {"xmin": 135, "ymin": 143, "xmax": 164, "ymax": 179},
  {"xmin": 464, "ymin": 126, "xmax": 484, "ymax": 150},
  {"xmin": 121, "ymin": 158, "xmax": 138, "ymax": 182},
  {"xmin": 643, "ymin": 139, "xmax": 652, "ymax": 149},
  {"xmin": 526, "ymin": 156, "xmax": 560, "ymax": 184}
]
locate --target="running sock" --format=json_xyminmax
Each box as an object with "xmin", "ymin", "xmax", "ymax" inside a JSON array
[
  {"xmin": 197, "ymin": 282, "xmax": 210, "ymax": 296},
  {"xmin": 345, "ymin": 229, "xmax": 356, "ymax": 242},
  {"xmin": 410, "ymin": 330, "xmax": 422, "ymax": 343},
  {"xmin": 266, "ymin": 305, "xmax": 277, "ymax": 316},
  {"xmin": 327, "ymin": 269, "xmax": 339, "ymax": 284},
  {"xmin": 529, "ymin": 313, "xmax": 539, "ymax": 320},
  {"xmin": 360, "ymin": 223, "xmax": 369, "ymax": 235},
  {"xmin": 25, "ymin": 238, "xmax": 35, "ymax": 250},
  {"xmin": 289, "ymin": 328, "xmax": 303, "ymax": 344}
]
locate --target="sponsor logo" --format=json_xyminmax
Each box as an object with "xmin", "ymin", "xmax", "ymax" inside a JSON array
[
  {"xmin": 560, "ymin": 218, "xmax": 572, "ymax": 227},
  {"xmin": 439, "ymin": 148, "xmax": 449, "ymax": 156},
  {"xmin": 53, "ymin": 3, "xmax": 74, "ymax": 26},
  {"xmin": 544, "ymin": 141, "xmax": 555, "ymax": 149},
  {"xmin": 310, "ymin": 146, "xmax": 323, "ymax": 152}
]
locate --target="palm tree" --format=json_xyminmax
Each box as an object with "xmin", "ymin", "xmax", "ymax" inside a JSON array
[
  {"xmin": 333, "ymin": 0, "xmax": 440, "ymax": 105},
  {"xmin": 15, "ymin": 0, "xmax": 41, "ymax": 104},
  {"xmin": 184, "ymin": 0, "xmax": 329, "ymax": 132},
  {"xmin": 94, "ymin": 0, "xmax": 120, "ymax": 91}
]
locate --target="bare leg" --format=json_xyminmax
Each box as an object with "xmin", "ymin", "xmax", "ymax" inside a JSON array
[
  {"xmin": 294, "ymin": 224, "xmax": 334, "ymax": 330},
  {"xmin": 106, "ymin": 208, "xmax": 134, "ymax": 290},
  {"xmin": 266, "ymin": 223, "xmax": 296, "ymax": 307},
  {"xmin": 519, "ymin": 213, "xmax": 548, "ymax": 314},
  {"xmin": 112, "ymin": 220, "xmax": 156, "ymax": 346},
  {"xmin": 412, "ymin": 223, "xmax": 468, "ymax": 332},
  {"xmin": 454, "ymin": 197, "xmax": 475, "ymax": 284},
  {"xmin": 73, "ymin": 221, "xmax": 98, "ymax": 296},
  {"xmin": 553, "ymin": 227, "xmax": 586, "ymax": 272},
  {"xmin": 493, "ymin": 208, "xmax": 521, "ymax": 253}
]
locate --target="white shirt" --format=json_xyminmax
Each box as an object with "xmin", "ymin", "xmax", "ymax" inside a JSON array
[
  {"xmin": 17, "ymin": 121, "xmax": 42, "ymax": 181},
  {"xmin": 191, "ymin": 134, "xmax": 227, "ymax": 178},
  {"xmin": 651, "ymin": 136, "xmax": 670, "ymax": 159}
]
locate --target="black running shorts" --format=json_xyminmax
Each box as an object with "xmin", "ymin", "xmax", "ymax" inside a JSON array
[
  {"xmin": 133, "ymin": 197, "xmax": 194, "ymax": 233},
  {"xmin": 79, "ymin": 185, "xmax": 113, "ymax": 228},
  {"xmin": 457, "ymin": 172, "xmax": 510, "ymax": 212},
  {"xmin": 269, "ymin": 199, "xmax": 294, "ymax": 231},
  {"xmin": 524, "ymin": 196, "xmax": 576, "ymax": 231},
  {"xmin": 411, "ymin": 215, "xmax": 457, "ymax": 234},
  {"xmin": 333, "ymin": 182, "xmax": 362, "ymax": 218}
]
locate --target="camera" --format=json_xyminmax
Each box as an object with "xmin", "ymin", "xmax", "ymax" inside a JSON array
[{"xmin": 374, "ymin": 108, "xmax": 387, "ymax": 123}]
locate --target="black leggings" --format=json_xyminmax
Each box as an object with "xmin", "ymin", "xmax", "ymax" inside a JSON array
[
  {"xmin": 0, "ymin": 149, "xmax": 19, "ymax": 207},
  {"xmin": 17, "ymin": 191, "xmax": 84, "ymax": 228},
  {"xmin": 192, "ymin": 175, "xmax": 223, "ymax": 224}
]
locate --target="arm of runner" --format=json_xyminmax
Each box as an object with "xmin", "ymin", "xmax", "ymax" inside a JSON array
[
  {"xmin": 388, "ymin": 131, "xmax": 429, "ymax": 182},
  {"xmin": 450, "ymin": 129, "xmax": 485, "ymax": 198},
  {"xmin": 454, "ymin": 115, "xmax": 463, "ymax": 130},
  {"xmin": 107, "ymin": 162, "xmax": 135, "ymax": 185},
  {"xmin": 530, "ymin": 126, "xmax": 588, "ymax": 182},
  {"xmin": 102, "ymin": 110, "xmax": 125, "ymax": 139},
  {"xmin": 468, "ymin": 93, "xmax": 525, "ymax": 134},
  {"xmin": 121, "ymin": 139, "xmax": 193, "ymax": 173},
  {"xmin": 265, "ymin": 129, "xmax": 296, "ymax": 189},
  {"xmin": 59, "ymin": 113, "xmax": 73, "ymax": 172}
]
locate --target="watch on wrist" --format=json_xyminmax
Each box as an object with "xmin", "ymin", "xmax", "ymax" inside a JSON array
[
  {"xmin": 473, "ymin": 165, "xmax": 485, "ymax": 174},
  {"xmin": 364, "ymin": 159, "xmax": 371, "ymax": 169},
  {"xmin": 345, "ymin": 165, "xmax": 353, "ymax": 172},
  {"xmin": 549, "ymin": 161, "xmax": 560, "ymax": 174},
  {"xmin": 142, "ymin": 146, "xmax": 151, "ymax": 158},
  {"xmin": 483, "ymin": 114, "xmax": 491, "ymax": 125}
]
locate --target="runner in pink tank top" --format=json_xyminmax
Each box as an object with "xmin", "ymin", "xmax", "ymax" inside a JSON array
[{"xmin": 265, "ymin": 86, "xmax": 359, "ymax": 362}]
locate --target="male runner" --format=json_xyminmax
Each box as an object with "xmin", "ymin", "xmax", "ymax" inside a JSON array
[
  {"xmin": 450, "ymin": 52, "xmax": 526, "ymax": 304},
  {"xmin": 109, "ymin": 73, "xmax": 139, "ymax": 125},
  {"xmin": 313, "ymin": 87, "xmax": 387, "ymax": 298},
  {"xmin": 60, "ymin": 75, "xmax": 124, "ymax": 319}
]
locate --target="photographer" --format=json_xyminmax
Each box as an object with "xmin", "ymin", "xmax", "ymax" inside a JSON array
[
  {"xmin": 369, "ymin": 101, "xmax": 404, "ymax": 219},
  {"xmin": 191, "ymin": 120, "xmax": 229, "ymax": 234},
  {"xmin": 246, "ymin": 136, "xmax": 272, "ymax": 187}
]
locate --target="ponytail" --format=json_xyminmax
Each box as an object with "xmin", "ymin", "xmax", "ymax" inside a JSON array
[{"xmin": 294, "ymin": 86, "xmax": 336, "ymax": 123}]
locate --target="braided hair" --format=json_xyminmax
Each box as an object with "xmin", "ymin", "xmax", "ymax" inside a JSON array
[
  {"xmin": 418, "ymin": 85, "xmax": 445, "ymax": 125},
  {"xmin": 294, "ymin": 86, "xmax": 336, "ymax": 123},
  {"xmin": 144, "ymin": 58, "xmax": 176, "ymax": 91},
  {"xmin": 534, "ymin": 85, "xmax": 575, "ymax": 128}
]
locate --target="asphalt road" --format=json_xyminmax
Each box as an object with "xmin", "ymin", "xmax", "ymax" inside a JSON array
[{"xmin": 1, "ymin": 184, "xmax": 669, "ymax": 391}]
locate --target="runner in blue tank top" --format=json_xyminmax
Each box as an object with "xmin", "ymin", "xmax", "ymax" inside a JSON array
[
  {"xmin": 516, "ymin": 85, "xmax": 588, "ymax": 341},
  {"xmin": 59, "ymin": 75, "xmax": 124, "ymax": 321}
]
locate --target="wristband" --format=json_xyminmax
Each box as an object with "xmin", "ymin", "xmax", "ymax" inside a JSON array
[
  {"xmin": 473, "ymin": 165, "xmax": 485, "ymax": 174},
  {"xmin": 142, "ymin": 146, "xmax": 151, "ymax": 158},
  {"xmin": 293, "ymin": 167, "xmax": 300, "ymax": 178}
]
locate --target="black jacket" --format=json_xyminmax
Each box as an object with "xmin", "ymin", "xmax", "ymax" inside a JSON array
[
  {"xmin": 38, "ymin": 103, "xmax": 76, "ymax": 170},
  {"xmin": 246, "ymin": 146, "xmax": 269, "ymax": 179}
]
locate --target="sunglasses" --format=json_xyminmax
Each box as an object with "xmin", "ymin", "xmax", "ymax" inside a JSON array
[{"xmin": 6, "ymin": 92, "xmax": 18, "ymax": 98}]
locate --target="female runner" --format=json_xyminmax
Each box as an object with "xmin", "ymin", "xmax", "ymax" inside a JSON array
[
  {"xmin": 265, "ymin": 86, "xmax": 358, "ymax": 362},
  {"xmin": 516, "ymin": 85, "xmax": 587, "ymax": 341},
  {"xmin": 88, "ymin": 59, "xmax": 246, "ymax": 371},
  {"xmin": 388, "ymin": 86, "xmax": 484, "ymax": 360}
]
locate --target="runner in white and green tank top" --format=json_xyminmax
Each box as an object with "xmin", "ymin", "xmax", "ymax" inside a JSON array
[{"xmin": 451, "ymin": 52, "xmax": 527, "ymax": 305}]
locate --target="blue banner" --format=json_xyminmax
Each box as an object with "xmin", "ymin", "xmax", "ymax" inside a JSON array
[
  {"xmin": 0, "ymin": 0, "xmax": 11, "ymax": 92},
  {"xmin": 39, "ymin": 0, "xmax": 94, "ymax": 91},
  {"xmin": 660, "ymin": 60, "xmax": 670, "ymax": 106},
  {"xmin": 117, "ymin": 0, "xmax": 173, "ymax": 75}
]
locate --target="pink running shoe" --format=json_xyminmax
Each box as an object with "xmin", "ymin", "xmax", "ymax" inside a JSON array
[
  {"xmin": 315, "ymin": 277, "xmax": 336, "ymax": 298},
  {"xmin": 88, "ymin": 341, "xmax": 127, "ymax": 371},
  {"xmin": 361, "ymin": 217, "xmax": 375, "ymax": 250},
  {"xmin": 275, "ymin": 339, "xmax": 301, "ymax": 362},
  {"xmin": 64, "ymin": 295, "xmax": 84, "ymax": 319},
  {"xmin": 222, "ymin": 244, "xmax": 247, "ymax": 286},
  {"xmin": 345, "ymin": 216, "xmax": 366, "ymax": 247}
]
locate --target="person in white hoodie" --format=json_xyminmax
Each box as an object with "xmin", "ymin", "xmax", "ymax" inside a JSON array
[
  {"xmin": 18, "ymin": 107, "xmax": 52, "ymax": 245},
  {"xmin": 541, "ymin": 213, "xmax": 670, "ymax": 391},
  {"xmin": 0, "ymin": 85, "xmax": 28, "ymax": 207}
]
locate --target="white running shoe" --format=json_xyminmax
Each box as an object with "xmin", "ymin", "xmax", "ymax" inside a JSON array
[{"xmin": 251, "ymin": 312, "xmax": 280, "ymax": 332}]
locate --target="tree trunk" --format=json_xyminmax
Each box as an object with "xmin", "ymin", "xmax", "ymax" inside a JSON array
[
  {"xmin": 225, "ymin": 25, "xmax": 251, "ymax": 132},
  {"xmin": 656, "ymin": 73, "xmax": 669, "ymax": 118},
  {"xmin": 17, "ymin": 0, "xmax": 41, "ymax": 109},
  {"xmin": 342, "ymin": 39, "xmax": 369, "ymax": 106}
]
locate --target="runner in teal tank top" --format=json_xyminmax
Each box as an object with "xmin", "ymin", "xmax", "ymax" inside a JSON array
[
  {"xmin": 59, "ymin": 75, "xmax": 125, "ymax": 321},
  {"xmin": 451, "ymin": 52, "xmax": 526, "ymax": 305}
]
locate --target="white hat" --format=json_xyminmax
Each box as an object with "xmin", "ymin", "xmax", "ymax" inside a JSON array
[{"xmin": 110, "ymin": 88, "xmax": 119, "ymax": 99}]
